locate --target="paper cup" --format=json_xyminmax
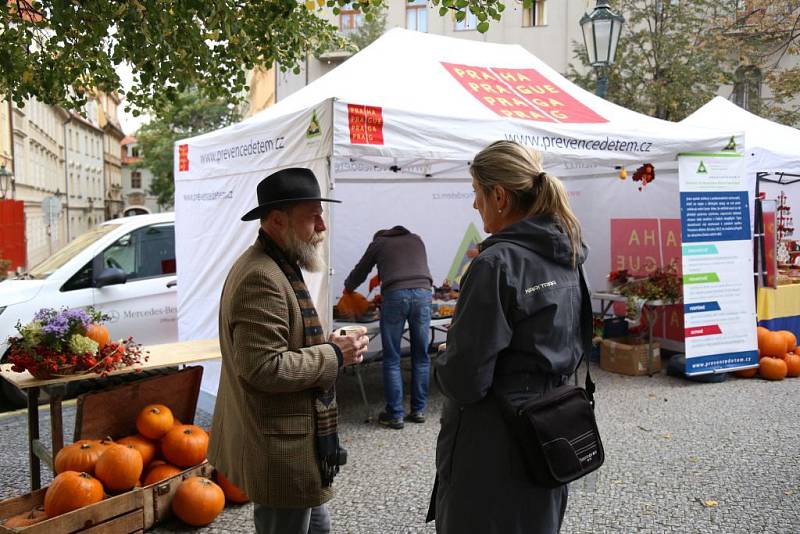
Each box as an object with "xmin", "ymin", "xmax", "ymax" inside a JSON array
[{"xmin": 338, "ymin": 325, "xmax": 368, "ymax": 337}]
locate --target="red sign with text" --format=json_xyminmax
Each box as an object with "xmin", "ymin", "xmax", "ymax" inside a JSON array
[
  {"xmin": 441, "ymin": 62, "xmax": 607, "ymax": 124},
  {"xmin": 178, "ymin": 144, "xmax": 189, "ymax": 172},
  {"xmin": 348, "ymin": 104, "xmax": 384, "ymax": 145},
  {"xmin": 611, "ymin": 218, "xmax": 684, "ymax": 342}
]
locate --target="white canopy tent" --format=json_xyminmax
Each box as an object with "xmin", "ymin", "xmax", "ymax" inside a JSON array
[
  {"xmin": 682, "ymin": 96, "xmax": 800, "ymax": 176},
  {"xmin": 682, "ymin": 96, "xmax": 800, "ymax": 215},
  {"xmin": 174, "ymin": 29, "xmax": 743, "ymax": 402}
]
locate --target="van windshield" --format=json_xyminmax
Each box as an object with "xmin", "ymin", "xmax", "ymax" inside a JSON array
[{"xmin": 28, "ymin": 224, "xmax": 121, "ymax": 279}]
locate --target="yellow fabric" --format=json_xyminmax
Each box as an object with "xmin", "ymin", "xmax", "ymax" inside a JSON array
[{"xmin": 757, "ymin": 284, "xmax": 800, "ymax": 320}]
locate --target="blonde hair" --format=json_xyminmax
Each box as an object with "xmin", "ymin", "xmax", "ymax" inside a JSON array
[{"xmin": 469, "ymin": 140, "xmax": 583, "ymax": 266}]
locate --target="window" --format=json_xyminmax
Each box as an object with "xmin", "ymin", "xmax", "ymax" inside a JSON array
[
  {"xmin": 455, "ymin": 10, "xmax": 478, "ymax": 31},
  {"xmin": 131, "ymin": 171, "xmax": 142, "ymax": 189},
  {"xmin": 131, "ymin": 146, "xmax": 140, "ymax": 158},
  {"xmin": 339, "ymin": 5, "xmax": 363, "ymax": 35},
  {"xmin": 733, "ymin": 65, "xmax": 762, "ymax": 113},
  {"xmin": 406, "ymin": 0, "xmax": 428, "ymax": 32},
  {"xmin": 522, "ymin": 0, "xmax": 547, "ymax": 27},
  {"xmin": 100, "ymin": 223, "xmax": 176, "ymax": 281}
]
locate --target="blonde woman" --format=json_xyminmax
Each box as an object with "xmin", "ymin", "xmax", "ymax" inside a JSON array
[{"xmin": 428, "ymin": 141, "xmax": 587, "ymax": 533}]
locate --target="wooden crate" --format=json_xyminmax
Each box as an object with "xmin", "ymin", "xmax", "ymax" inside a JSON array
[
  {"xmin": 0, "ymin": 488, "xmax": 143, "ymax": 534},
  {"xmin": 74, "ymin": 366, "xmax": 203, "ymax": 440},
  {"xmin": 141, "ymin": 461, "xmax": 213, "ymax": 530}
]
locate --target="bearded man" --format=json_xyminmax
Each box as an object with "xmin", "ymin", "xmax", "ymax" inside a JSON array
[{"xmin": 208, "ymin": 168, "xmax": 369, "ymax": 534}]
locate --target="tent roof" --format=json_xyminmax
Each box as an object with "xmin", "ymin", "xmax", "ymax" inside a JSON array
[
  {"xmin": 179, "ymin": 28, "xmax": 741, "ymax": 175},
  {"xmin": 682, "ymin": 97, "xmax": 800, "ymax": 174}
]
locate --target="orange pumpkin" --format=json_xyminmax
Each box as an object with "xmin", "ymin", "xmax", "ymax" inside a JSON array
[
  {"xmin": 757, "ymin": 326, "xmax": 770, "ymax": 353},
  {"xmin": 143, "ymin": 463, "xmax": 183, "ymax": 486},
  {"xmin": 3, "ymin": 506, "xmax": 46, "ymax": 528},
  {"xmin": 136, "ymin": 404, "xmax": 175, "ymax": 440},
  {"xmin": 785, "ymin": 352, "xmax": 800, "ymax": 377},
  {"xmin": 778, "ymin": 330, "xmax": 797, "ymax": 352},
  {"xmin": 85, "ymin": 323, "xmax": 110, "ymax": 350},
  {"xmin": 118, "ymin": 435, "xmax": 157, "ymax": 466},
  {"xmin": 161, "ymin": 425, "xmax": 209, "ymax": 468},
  {"xmin": 171, "ymin": 477, "xmax": 225, "ymax": 527},
  {"xmin": 761, "ymin": 331, "xmax": 788, "ymax": 358},
  {"xmin": 95, "ymin": 444, "xmax": 144, "ymax": 492},
  {"xmin": 759, "ymin": 356, "xmax": 788, "ymax": 381},
  {"xmin": 54, "ymin": 440, "xmax": 106, "ymax": 475},
  {"xmin": 734, "ymin": 367, "xmax": 758, "ymax": 378},
  {"xmin": 215, "ymin": 471, "xmax": 249, "ymax": 504},
  {"xmin": 44, "ymin": 471, "xmax": 104, "ymax": 518}
]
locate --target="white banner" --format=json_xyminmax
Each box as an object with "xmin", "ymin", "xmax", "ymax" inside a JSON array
[{"xmin": 678, "ymin": 153, "xmax": 758, "ymax": 374}]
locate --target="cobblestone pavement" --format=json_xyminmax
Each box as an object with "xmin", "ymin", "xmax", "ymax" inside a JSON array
[{"xmin": 2, "ymin": 359, "xmax": 799, "ymax": 533}]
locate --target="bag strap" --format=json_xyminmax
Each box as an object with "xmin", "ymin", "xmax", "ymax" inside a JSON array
[{"xmin": 578, "ymin": 266, "xmax": 596, "ymax": 408}]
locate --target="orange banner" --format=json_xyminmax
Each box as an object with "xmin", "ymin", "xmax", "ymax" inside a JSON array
[
  {"xmin": 348, "ymin": 104, "xmax": 384, "ymax": 145},
  {"xmin": 442, "ymin": 62, "xmax": 607, "ymax": 124}
]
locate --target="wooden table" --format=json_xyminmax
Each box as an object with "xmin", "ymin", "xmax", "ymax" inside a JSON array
[{"xmin": 0, "ymin": 339, "xmax": 221, "ymax": 491}]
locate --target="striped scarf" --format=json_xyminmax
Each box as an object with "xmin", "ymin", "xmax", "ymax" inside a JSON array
[{"xmin": 259, "ymin": 231, "xmax": 341, "ymax": 487}]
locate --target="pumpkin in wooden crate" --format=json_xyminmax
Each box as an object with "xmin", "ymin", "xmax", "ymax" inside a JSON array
[
  {"xmin": 95, "ymin": 444, "xmax": 144, "ymax": 492},
  {"xmin": 136, "ymin": 404, "xmax": 175, "ymax": 440},
  {"xmin": 161, "ymin": 425, "xmax": 209, "ymax": 468},
  {"xmin": 118, "ymin": 434, "xmax": 157, "ymax": 466},
  {"xmin": 215, "ymin": 470, "xmax": 249, "ymax": 504},
  {"xmin": 85, "ymin": 323, "xmax": 110, "ymax": 350},
  {"xmin": 143, "ymin": 463, "xmax": 184, "ymax": 486},
  {"xmin": 2, "ymin": 506, "xmax": 46, "ymax": 528},
  {"xmin": 759, "ymin": 356, "xmax": 788, "ymax": 381},
  {"xmin": 54, "ymin": 439, "xmax": 108, "ymax": 475},
  {"xmin": 785, "ymin": 352, "xmax": 800, "ymax": 377},
  {"xmin": 44, "ymin": 471, "xmax": 104, "ymax": 518},
  {"xmin": 172, "ymin": 477, "xmax": 225, "ymax": 527}
]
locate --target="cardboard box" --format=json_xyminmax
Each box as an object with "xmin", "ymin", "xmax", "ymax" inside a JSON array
[
  {"xmin": 0, "ymin": 487, "xmax": 143, "ymax": 533},
  {"xmin": 600, "ymin": 337, "xmax": 661, "ymax": 376}
]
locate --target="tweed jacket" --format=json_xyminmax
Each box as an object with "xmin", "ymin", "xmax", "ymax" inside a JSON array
[{"xmin": 208, "ymin": 238, "xmax": 339, "ymax": 508}]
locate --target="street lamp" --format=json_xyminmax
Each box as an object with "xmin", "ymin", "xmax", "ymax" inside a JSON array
[
  {"xmin": 580, "ymin": 0, "xmax": 625, "ymax": 99},
  {"xmin": 0, "ymin": 164, "xmax": 14, "ymax": 199}
]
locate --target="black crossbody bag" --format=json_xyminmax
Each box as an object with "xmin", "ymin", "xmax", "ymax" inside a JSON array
[{"xmin": 496, "ymin": 267, "xmax": 604, "ymax": 488}]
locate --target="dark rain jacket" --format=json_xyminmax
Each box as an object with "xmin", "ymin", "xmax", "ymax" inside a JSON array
[{"xmin": 431, "ymin": 215, "xmax": 588, "ymax": 534}]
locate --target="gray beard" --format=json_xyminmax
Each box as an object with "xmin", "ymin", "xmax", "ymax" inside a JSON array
[{"xmin": 284, "ymin": 230, "xmax": 325, "ymax": 272}]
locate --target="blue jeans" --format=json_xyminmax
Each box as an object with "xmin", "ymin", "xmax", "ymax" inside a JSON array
[{"xmin": 379, "ymin": 288, "xmax": 432, "ymax": 419}]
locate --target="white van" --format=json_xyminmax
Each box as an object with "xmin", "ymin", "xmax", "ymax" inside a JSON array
[{"xmin": 1, "ymin": 213, "xmax": 178, "ymax": 380}]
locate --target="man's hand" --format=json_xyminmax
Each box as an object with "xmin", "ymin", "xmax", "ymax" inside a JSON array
[{"xmin": 329, "ymin": 331, "xmax": 369, "ymax": 366}]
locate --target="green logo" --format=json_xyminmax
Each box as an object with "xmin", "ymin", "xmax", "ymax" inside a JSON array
[
  {"xmin": 696, "ymin": 160, "xmax": 708, "ymax": 174},
  {"xmin": 723, "ymin": 135, "xmax": 736, "ymax": 151},
  {"xmin": 447, "ymin": 222, "xmax": 483, "ymax": 287},
  {"xmin": 306, "ymin": 110, "xmax": 321, "ymax": 139}
]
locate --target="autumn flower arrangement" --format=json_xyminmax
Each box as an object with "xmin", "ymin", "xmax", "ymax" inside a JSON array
[
  {"xmin": 607, "ymin": 266, "xmax": 682, "ymax": 321},
  {"xmin": 3, "ymin": 307, "xmax": 148, "ymax": 379}
]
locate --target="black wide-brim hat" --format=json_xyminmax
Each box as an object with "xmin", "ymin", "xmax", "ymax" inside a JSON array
[{"xmin": 241, "ymin": 167, "xmax": 341, "ymax": 221}]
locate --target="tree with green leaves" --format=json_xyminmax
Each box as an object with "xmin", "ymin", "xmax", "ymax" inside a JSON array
[
  {"xmin": 0, "ymin": 0, "xmax": 510, "ymax": 115},
  {"xmin": 568, "ymin": 1, "xmax": 800, "ymax": 125},
  {"xmin": 135, "ymin": 91, "xmax": 240, "ymax": 208},
  {"xmin": 347, "ymin": 4, "xmax": 388, "ymax": 52}
]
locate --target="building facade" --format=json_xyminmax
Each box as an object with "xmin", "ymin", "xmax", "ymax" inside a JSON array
[
  {"xmin": 10, "ymin": 99, "xmax": 70, "ymax": 268},
  {"xmin": 96, "ymin": 91, "xmax": 125, "ymax": 220},
  {"xmin": 121, "ymin": 136, "xmax": 160, "ymax": 214},
  {"xmin": 64, "ymin": 103, "xmax": 105, "ymax": 242},
  {"xmin": 274, "ymin": 0, "xmax": 586, "ymax": 101}
]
